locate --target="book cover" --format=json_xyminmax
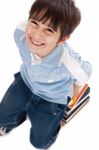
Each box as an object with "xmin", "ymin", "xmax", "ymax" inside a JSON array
[
  {"xmin": 68, "ymin": 84, "xmax": 89, "ymax": 109},
  {"xmin": 61, "ymin": 84, "xmax": 90, "ymax": 125},
  {"xmin": 62, "ymin": 96, "xmax": 90, "ymax": 123},
  {"xmin": 66, "ymin": 87, "xmax": 90, "ymax": 115},
  {"xmin": 65, "ymin": 85, "xmax": 90, "ymax": 113}
]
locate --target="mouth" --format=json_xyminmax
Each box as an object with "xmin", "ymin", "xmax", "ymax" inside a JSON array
[{"xmin": 30, "ymin": 36, "xmax": 44, "ymax": 46}]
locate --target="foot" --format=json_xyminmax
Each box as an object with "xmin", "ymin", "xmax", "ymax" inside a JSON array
[{"xmin": 0, "ymin": 127, "xmax": 7, "ymax": 136}]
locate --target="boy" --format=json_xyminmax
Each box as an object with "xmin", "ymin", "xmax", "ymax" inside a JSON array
[{"xmin": 0, "ymin": 0, "xmax": 92, "ymax": 149}]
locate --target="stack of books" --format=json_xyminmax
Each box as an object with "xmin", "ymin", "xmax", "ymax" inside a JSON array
[{"xmin": 61, "ymin": 84, "xmax": 90, "ymax": 125}]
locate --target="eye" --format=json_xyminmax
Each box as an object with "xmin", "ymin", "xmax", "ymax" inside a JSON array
[
  {"xmin": 46, "ymin": 28, "xmax": 54, "ymax": 33},
  {"xmin": 30, "ymin": 20, "xmax": 38, "ymax": 26}
]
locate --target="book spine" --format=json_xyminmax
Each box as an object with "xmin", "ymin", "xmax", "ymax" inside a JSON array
[{"xmin": 68, "ymin": 84, "xmax": 88, "ymax": 109}]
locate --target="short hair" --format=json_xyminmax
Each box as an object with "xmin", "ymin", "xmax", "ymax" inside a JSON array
[{"xmin": 29, "ymin": 0, "xmax": 81, "ymax": 40}]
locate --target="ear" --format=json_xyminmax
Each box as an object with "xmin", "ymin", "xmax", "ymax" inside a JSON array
[{"xmin": 57, "ymin": 35, "xmax": 70, "ymax": 45}]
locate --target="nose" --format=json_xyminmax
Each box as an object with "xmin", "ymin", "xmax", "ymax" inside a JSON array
[{"xmin": 33, "ymin": 28, "xmax": 44, "ymax": 40}]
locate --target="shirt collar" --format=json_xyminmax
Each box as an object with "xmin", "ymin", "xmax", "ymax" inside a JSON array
[
  {"xmin": 29, "ymin": 42, "xmax": 68, "ymax": 66},
  {"xmin": 30, "ymin": 52, "xmax": 42, "ymax": 65}
]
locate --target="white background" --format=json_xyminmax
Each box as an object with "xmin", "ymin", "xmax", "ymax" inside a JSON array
[{"xmin": 0, "ymin": 0, "xmax": 98, "ymax": 149}]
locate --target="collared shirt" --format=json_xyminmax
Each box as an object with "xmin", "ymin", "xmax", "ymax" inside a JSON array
[{"xmin": 13, "ymin": 21, "xmax": 92, "ymax": 104}]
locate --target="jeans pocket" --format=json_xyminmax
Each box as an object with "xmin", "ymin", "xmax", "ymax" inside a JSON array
[
  {"xmin": 50, "ymin": 103, "xmax": 66, "ymax": 117},
  {"xmin": 57, "ymin": 103, "xmax": 66, "ymax": 112}
]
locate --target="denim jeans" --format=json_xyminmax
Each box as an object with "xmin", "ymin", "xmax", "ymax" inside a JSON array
[{"xmin": 0, "ymin": 72, "xmax": 67, "ymax": 149}]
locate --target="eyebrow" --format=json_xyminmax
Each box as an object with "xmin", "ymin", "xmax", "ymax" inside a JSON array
[{"xmin": 30, "ymin": 19, "xmax": 55, "ymax": 31}]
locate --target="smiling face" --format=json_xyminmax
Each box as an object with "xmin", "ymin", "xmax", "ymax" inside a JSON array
[
  {"xmin": 26, "ymin": 0, "xmax": 81, "ymax": 58},
  {"xmin": 25, "ymin": 19, "xmax": 64, "ymax": 58}
]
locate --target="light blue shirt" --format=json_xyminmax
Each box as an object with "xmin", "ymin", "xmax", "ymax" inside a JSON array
[{"xmin": 14, "ymin": 21, "xmax": 92, "ymax": 104}]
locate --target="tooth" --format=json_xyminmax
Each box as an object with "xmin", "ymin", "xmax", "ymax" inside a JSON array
[{"xmin": 33, "ymin": 41, "xmax": 42, "ymax": 45}]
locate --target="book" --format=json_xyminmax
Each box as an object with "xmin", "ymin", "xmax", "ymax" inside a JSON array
[
  {"xmin": 66, "ymin": 86, "xmax": 90, "ymax": 114},
  {"xmin": 63, "ymin": 96, "xmax": 90, "ymax": 123},
  {"xmin": 61, "ymin": 84, "xmax": 90, "ymax": 126},
  {"xmin": 68, "ymin": 84, "xmax": 89, "ymax": 109}
]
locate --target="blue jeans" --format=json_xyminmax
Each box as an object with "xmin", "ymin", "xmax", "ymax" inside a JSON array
[{"xmin": 0, "ymin": 72, "xmax": 67, "ymax": 149}]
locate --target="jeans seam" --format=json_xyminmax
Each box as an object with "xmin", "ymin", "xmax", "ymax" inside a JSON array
[
  {"xmin": 0, "ymin": 118, "xmax": 24, "ymax": 126},
  {"xmin": 42, "ymin": 110, "xmax": 61, "ymax": 149}
]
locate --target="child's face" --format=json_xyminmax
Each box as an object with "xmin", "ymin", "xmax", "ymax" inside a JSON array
[{"xmin": 25, "ymin": 19, "xmax": 63, "ymax": 58}]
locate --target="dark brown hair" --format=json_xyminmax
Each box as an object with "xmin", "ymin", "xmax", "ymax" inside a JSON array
[{"xmin": 29, "ymin": 0, "xmax": 81, "ymax": 40}]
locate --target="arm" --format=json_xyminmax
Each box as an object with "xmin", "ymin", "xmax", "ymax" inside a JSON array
[
  {"xmin": 13, "ymin": 21, "xmax": 31, "ymax": 62},
  {"xmin": 72, "ymin": 83, "xmax": 81, "ymax": 98},
  {"xmin": 13, "ymin": 21, "xmax": 27, "ymax": 49},
  {"xmin": 60, "ymin": 43, "xmax": 92, "ymax": 127},
  {"xmin": 60, "ymin": 42, "xmax": 92, "ymax": 86}
]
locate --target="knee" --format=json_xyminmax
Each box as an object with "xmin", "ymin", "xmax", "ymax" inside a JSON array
[{"xmin": 30, "ymin": 132, "xmax": 51, "ymax": 149}]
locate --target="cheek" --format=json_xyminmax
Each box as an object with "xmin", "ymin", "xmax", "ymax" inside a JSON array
[
  {"xmin": 46, "ymin": 40, "xmax": 58, "ymax": 52},
  {"xmin": 25, "ymin": 26, "xmax": 33, "ymax": 40},
  {"xmin": 46, "ymin": 37, "xmax": 58, "ymax": 46},
  {"xmin": 25, "ymin": 25, "xmax": 32, "ymax": 35}
]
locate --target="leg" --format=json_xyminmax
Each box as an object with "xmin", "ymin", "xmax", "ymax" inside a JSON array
[
  {"xmin": 26, "ymin": 94, "xmax": 66, "ymax": 149},
  {"xmin": 0, "ymin": 72, "xmax": 31, "ymax": 135}
]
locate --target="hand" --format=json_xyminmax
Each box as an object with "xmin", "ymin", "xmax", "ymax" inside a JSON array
[
  {"xmin": 72, "ymin": 83, "xmax": 81, "ymax": 98},
  {"xmin": 60, "ymin": 120, "xmax": 66, "ymax": 128}
]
